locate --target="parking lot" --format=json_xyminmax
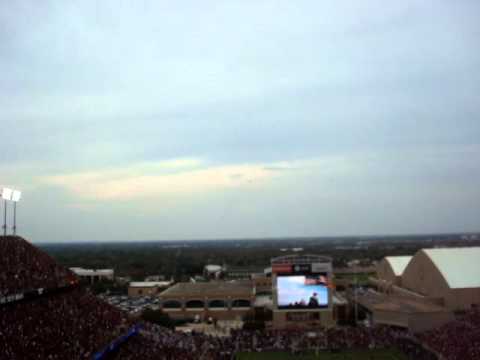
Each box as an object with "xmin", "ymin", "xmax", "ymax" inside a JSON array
[{"xmin": 98, "ymin": 294, "xmax": 160, "ymax": 315}]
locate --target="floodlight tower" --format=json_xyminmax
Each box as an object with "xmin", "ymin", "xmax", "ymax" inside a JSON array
[
  {"xmin": 11, "ymin": 190, "xmax": 21, "ymax": 236},
  {"xmin": 1, "ymin": 188, "xmax": 13, "ymax": 236}
]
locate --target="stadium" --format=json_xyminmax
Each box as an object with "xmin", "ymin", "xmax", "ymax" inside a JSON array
[
  {"xmin": 3, "ymin": 0, "xmax": 479, "ymax": 358},
  {"xmin": 2, "ymin": 235, "xmax": 480, "ymax": 359}
]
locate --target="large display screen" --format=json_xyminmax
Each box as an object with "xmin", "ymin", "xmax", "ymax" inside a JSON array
[{"xmin": 277, "ymin": 275, "xmax": 329, "ymax": 309}]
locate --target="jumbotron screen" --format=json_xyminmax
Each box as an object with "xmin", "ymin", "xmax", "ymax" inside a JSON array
[{"xmin": 277, "ymin": 274, "xmax": 329, "ymax": 309}]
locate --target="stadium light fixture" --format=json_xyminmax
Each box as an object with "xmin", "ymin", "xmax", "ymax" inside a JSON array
[
  {"xmin": 1, "ymin": 187, "xmax": 13, "ymax": 201},
  {"xmin": 11, "ymin": 190, "xmax": 22, "ymax": 236},
  {"xmin": 2, "ymin": 187, "xmax": 13, "ymax": 236},
  {"xmin": 11, "ymin": 190, "xmax": 21, "ymax": 202}
]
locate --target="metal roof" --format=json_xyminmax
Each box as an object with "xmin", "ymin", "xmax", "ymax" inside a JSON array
[
  {"xmin": 69, "ymin": 267, "xmax": 114, "ymax": 276},
  {"xmin": 129, "ymin": 281, "xmax": 171, "ymax": 288},
  {"xmin": 422, "ymin": 247, "xmax": 480, "ymax": 289},
  {"xmin": 384, "ymin": 256, "xmax": 412, "ymax": 276},
  {"xmin": 204, "ymin": 265, "xmax": 223, "ymax": 273}
]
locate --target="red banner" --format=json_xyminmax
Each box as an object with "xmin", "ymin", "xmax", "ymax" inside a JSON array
[{"xmin": 272, "ymin": 264, "xmax": 292, "ymax": 274}]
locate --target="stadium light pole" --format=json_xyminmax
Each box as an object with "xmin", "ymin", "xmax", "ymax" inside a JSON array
[
  {"xmin": 1, "ymin": 188, "xmax": 13, "ymax": 236},
  {"xmin": 11, "ymin": 190, "xmax": 22, "ymax": 236},
  {"xmin": 354, "ymin": 265, "xmax": 358, "ymax": 325},
  {"xmin": 2, "ymin": 198, "xmax": 6, "ymax": 236}
]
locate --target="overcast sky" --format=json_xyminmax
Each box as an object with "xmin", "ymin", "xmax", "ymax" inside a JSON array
[{"xmin": 1, "ymin": 1, "xmax": 479, "ymax": 242}]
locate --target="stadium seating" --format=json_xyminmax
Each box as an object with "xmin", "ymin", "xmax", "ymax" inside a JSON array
[
  {"xmin": 2, "ymin": 236, "xmax": 478, "ymax": 360},
  {"xmin": 0, "ymin": 236, "xmax": 76, "ymax": 297},
  {"xmin": 0, "ymin": 287, "xmax": 128, "ymax": 359},
  {"xmin": 418, "ymin": 308, "xmax": 480, "ymax": 360}
]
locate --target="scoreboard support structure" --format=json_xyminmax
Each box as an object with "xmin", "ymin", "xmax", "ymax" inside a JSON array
[{"xmin": 271, "ymin": 254, "xmax": 336, "ymax": 329}]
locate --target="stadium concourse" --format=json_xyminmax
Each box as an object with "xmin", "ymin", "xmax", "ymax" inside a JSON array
[{"xmin": 1, "ymin": 236, "xmax": 480, "ymax": 359}]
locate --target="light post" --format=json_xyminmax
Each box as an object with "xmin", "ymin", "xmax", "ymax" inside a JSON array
[
  {"xmin": 1, "ymin": 188, "xmax": 13, "ymax": 236},
  {"xmin": 11, "ymin": 190, "xmax": 22, "ymax": 235},
  {"xmin": 355, "ymin": 266, "xmax": 358, "ymax": 324}
]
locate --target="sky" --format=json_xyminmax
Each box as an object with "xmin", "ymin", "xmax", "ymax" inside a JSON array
[{"xmin": 1, "ymin": 1, "xmax": 479, "ymax": 242}]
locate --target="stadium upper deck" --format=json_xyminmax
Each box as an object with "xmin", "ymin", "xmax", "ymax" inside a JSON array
[{"xmin": 0, "ymin": 235, "xmax": 77, "ymax": 298}]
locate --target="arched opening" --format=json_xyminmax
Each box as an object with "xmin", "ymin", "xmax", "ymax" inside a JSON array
[
  {"xmin": 208, "ymin": 300, "xmax": 226, "ymax": 308},
  {"xmin": 231, "ymin": 299, "xmax": 251, "ymax": 308},
  {"xmin": 186, "ymin": 300, "xmax": 204, "ymax": 308},
  {"xmin": 163, "ymin": 300, "xmax": 182, "ymax": 309}
]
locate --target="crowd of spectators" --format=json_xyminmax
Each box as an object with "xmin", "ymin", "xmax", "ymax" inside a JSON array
[
  {"xmin": 0, "ymin": 236, "xmax": 475, "ymax": 360},
  {"xmin": 418, "ymin": 308, "xmax": 480, "ymax": 360},
  {"xmin": 0, "ymin": 287, "xmax": 129, "ymax": 359},
  {"xmin": 112, "ymin": 323, "xmax": 435, "ymax": 360},
  {"xmin": 0, "ymin": 236, "xmax": 76, "ymax": 297}
]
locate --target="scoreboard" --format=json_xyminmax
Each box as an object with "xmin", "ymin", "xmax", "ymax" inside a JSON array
[{"xmin": 272, "ymin": 262, "xmax": 332, "ymax": 275}]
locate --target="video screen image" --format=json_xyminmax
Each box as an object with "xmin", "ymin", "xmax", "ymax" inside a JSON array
[{"xmin": 277, "ymin": 275, "xmax": 329, "ymax": 309}]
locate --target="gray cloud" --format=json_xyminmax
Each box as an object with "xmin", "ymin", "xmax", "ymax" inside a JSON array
[{"xmin": 0, "ymin": 0, "xmax": 479, "ymax": 241}]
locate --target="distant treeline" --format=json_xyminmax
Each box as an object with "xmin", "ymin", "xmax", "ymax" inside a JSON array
[{"xmin": 39, "ymin": 234, "xmax": 478, "ymax": 281}]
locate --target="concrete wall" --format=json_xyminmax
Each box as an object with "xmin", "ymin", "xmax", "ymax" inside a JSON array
[
  {"xmin": 160, "ymin": 295, "xmax": 254, "ymax": 321},
  {"xmin": 373, "ymin": 310, "xmax": 454, "ymax": 332},
  {"xmin": 272, "ymin": 310, "xmax": 334, "ymax": 329},
  {"xmin": 373, "ymin": 310, "xmax": 409, "ymax": 328},
  {"xmin": 445, "ymin": 288, "xmax": 480, "ymax": 311},
  {"xmin": 164, "ymin": 307, "xmax": 250, "ymax": 321},
  {"xmin": 409, "ymin": 311, "xmax": 454, "ymax": 333},
  {"xmin": 128, "ymin": 286, "xmax": 159, "ymax": 298}
]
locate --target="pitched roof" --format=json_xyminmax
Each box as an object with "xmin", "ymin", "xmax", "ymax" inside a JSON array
[
  {"xmin": 422, "ymin": 247, "xmax": 480, "ymax": 289},
  {"xmin": 385, "ymin": 256, "xmax": 412, "ymax": 276}
]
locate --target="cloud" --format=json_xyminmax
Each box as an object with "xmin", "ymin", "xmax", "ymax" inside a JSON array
[
  {"xmin": 42, "ymin": 158, "xmax": 282, "ymax": 201},
  {"xmin": 1, "ymin": 1, "xmax": 479, "ymax": 241}
]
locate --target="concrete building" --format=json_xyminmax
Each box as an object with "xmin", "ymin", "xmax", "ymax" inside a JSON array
[
  {"xmin": 225, "ymin": 266, "xmax": 265, "ymax": 280},
  {"xmin": 128, "ymin": 281, "xmax": 172, "ymax": 298},
  {"xmin": 364, "ymin": 247, "xmax": 480, "ymax": 330},
  {"xmin": 70, "ymin": 267, "xmax": 114, "ymax": 284},
  {"xmin": 203, "ymin": 265, "xmax": 224, "ymax": 279},
  {"xmin": 252, "ymin": 273, "xmax": 272, "ymax": 296},
  {"xmin": 355, "ymin": 290, "xmax": 454, "ymax": 332},
  {"xmin": 159, "ymin": 280, "xmax": 254, "ymax": 321},
  {"xmin": 401, "ymin": 247, "xmax": 480, "ymax": 311}
]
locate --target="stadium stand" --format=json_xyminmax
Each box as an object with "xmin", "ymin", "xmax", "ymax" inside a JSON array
[
  {"xmin": 1, "ymin": 236, "xmax": 479, "ymax": 360},
  {"xmin": 0, "ymin": 287, "xmax": 129, "ymax": 359},
  {"xmin": 418, "ymin": 308, "xmax": 480, "ymax": 360},
  {"xmin": 0, "ymin": 236, "xmax": 76, "ymax": 297},
  {"xmin": 107, "ymin": 322, "xmax": 441, "ymax": 360},
  {"xmin": 0, "ymin": 236, "xmax": 130, "ymax": 359}
]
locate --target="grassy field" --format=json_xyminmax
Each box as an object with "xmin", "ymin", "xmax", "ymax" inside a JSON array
[{"xmin": 236, "ymin": 348, "xmax": 407, "ymax": 360}]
